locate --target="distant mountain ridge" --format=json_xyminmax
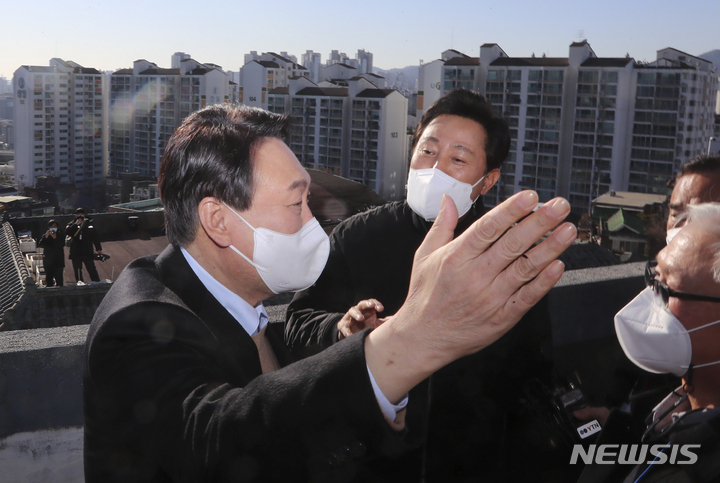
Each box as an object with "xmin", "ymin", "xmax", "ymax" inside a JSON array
[
  {"xmin": 699, "ymin": 49, "xmax": 720, "ymax": 69},
  {"xmin": 373, "ymin": 65, "xmax": 418, "ymax": 90}
]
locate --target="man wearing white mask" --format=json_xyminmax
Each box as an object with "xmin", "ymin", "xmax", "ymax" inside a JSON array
[
  {"xmin": 285, "ymin": 90, "xmax": 569, "ymax": 481},
  {"xmin": 579, "ymin": 202, "xmax": 720, "ymax": 483},
  {"xmin": 286, "ymin": 88, "xmax": 508, "ymax": 352},
  {"xmin": 83, "ymin": 103, "xmax": 575, "ymax": 482}
]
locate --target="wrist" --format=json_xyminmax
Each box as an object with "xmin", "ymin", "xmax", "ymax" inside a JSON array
[{"xmin": 364, "ymin": 310, "xmax": 445, "ymax": 402}]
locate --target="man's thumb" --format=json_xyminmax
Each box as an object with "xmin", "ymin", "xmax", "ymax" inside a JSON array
[{"xmin": 415, "ymin": 195, "xmax": 458, "ymax": 261}]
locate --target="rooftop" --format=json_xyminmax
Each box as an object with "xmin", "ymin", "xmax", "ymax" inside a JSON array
[
  {"xmin": 444, "ymin": 57, "xmax": 480, "ymax": 66},
  {"xmin": 0, "ymin": 223, "xmax": 28, "ymax": 316},
  {"xmin": 607, "ymin": 208, "xmax": 646, "ymax": 235},
  {"xmin": 137, "ymin": 68, "xmax": 181, "ymax": 76},
  {"xmin": 257, "ymin": 61, "xmax": 280, "ymax": 69},
  {"xmin": 295, "ymin": 86, "xmax": 349, "ymax": 97},
  {"xmin": 0, "ymin": 196, "xmax": 31, "ymax": 204},
  {"xmin": 581, "ymin": 58, "xmax": 633, "ymax": 67},
  {"xmin": 108, "ymin": 198, "xmax": 164, "ymax": 212},
  {"xmin": 594, "ymin": 191, "xmax": 667, "ymax": 211},
  {"xmin": 355, "ymin": 88, "xmax": 394, "ymax": 98},
  {"xmin": 490, "ymin": 57, "xmax": 569, "ymax": 67}
]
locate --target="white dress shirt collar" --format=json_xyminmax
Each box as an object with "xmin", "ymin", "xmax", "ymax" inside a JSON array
[{"xmin": 180, "ymin": 247, "xmax": 268, "ymax": 336}]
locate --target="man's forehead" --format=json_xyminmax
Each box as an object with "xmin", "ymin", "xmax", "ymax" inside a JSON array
[
  {"xmin": 672, "ymin": 173, "xmax": 720, "ymax": 205},
  {"xmin": 419, "ymin": 115, "xmax": 486, "ymax": 152},
  {"xmin": 661, "ymin": 224, "xmax": 716, "ymax": 288},
  {"xmin": 253, "ymin": 138, "xmax": 309, "ymax": 190}
]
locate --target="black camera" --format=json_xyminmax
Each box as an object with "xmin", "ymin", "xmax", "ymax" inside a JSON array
[{"xmin": 551, "ymin": 382, "xmax": 602, "ymax": 446}]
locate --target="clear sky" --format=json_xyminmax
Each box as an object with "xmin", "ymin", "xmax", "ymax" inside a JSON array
[{"xmin": 3, "ymin": 0, "xmax": 719, "ymax": 79}]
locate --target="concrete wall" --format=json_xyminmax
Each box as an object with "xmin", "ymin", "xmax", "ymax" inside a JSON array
[
  {"xmin": 0, "ymin": 325, "xmax": 87, "ymax": 481},
  {"xmin": 0, "ymin": 262, "xmax": 646, "ymax": 481}
]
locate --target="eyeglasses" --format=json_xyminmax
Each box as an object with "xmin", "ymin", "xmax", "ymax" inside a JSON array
[{"xmin": 645, "ymin": 260, "xmax": 720, "ymax": 305}]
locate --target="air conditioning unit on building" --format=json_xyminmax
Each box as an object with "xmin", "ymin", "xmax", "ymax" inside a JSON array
[{"xmin": 19, "ymin": 236, "xmax": 37, "ymax": 253}]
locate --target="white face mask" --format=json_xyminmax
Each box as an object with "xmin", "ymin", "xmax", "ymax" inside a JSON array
[
  {"xmin": 406, "ymin": 164, "xmax": 485, "ymax": 221},
  {"xmin": 666, "ymin": 227, "xmax": 682, "ymax": 245},
  {"xmin": 614, "ymin": 286, "xmax": 720, "ymax": 376},
  {"xmin": 223, "ymin": 203, "xmax": 330, "ymax": 294},
  {"xmin": 49, "ymin": 227, "xmax": 57, "ymax": 234}
]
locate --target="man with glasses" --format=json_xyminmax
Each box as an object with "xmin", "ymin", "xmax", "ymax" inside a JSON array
[
  {"xmin": 579, "ymin": 202, "xmax": 720, "ymax": 483},
  {"xmin": 576, "ymin": 153, "xmax": 720, "ymax": 426}
]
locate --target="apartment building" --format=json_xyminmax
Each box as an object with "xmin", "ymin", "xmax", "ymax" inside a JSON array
[
  {"xmin": 416, "ymin": 50, "xmax": 480, "ymax": 120},
  {"xmin": 414, "ymin": 43, "xmax": 717, "ymax": 212},
  {"xmin": 475, "ymin": 41, "xmax": 717, "ymax": 213},
  {"xmin": 0, "ymin": 93, "xmax": 13, "ymax": 120},
  {"xmin": 13, "ymin": 59, "xmax": 106, "ymax": 199},
  {"xmin": 240, "ymin": 52, "xmax": 308, "ymax": 109},
  {"xmin": 302, "ymin": 50, "xmax": 323, "ymax": 83},
  {"xmin": 441, "ymin": 49, "xmax": 479, "ymax": 95},
  {"xmin": 355, "ymin": 49, "xmax": 374, "ymax": 75},
  {"xmin": 268, "ymin": 76, "xmax": 408, "ymax": 201},
  {"xmin": 417, "ymin": 59, "xmax": 444, "ymax": 120},
  {"xmin": 0, "ymin": 77, "xmax": 11, "ymax": 95},
  {"xmin": 108, "ymin": 56, "xmax": 236, "ymax": 180}
]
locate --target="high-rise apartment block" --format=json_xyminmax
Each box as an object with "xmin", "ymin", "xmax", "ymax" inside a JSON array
[
  {"xmin": 417, "ymin": 59, "xmax": 445, "ymax": 119},
  {"xmin": 109, "ymin": 55, "xmax": 236, "ymax": 180},
  {"xmin": 240, "ymin": 53, "xmax": 308, "ymax": 109},
  {"xmin": 302, "ymin": 51, "xmax": 323, "ymax": 83},
  {"xmin": 355, "ymin": 49, "xmax": 373, "ymax": 75},
  {"xmin": 13, "ymin": 59, "xmax": 107, "ymax": 198},
  {"xmin": 416, "ymin": 50, "xmax": 479, "ymax": 120},
  {"xmin": 418, "ymin": 43, "xmax": 719, "ymax": 212},
  {"xmin": 441, "ymin": 49, "xmax": 479, "ymax": 94},
  {"xmin": 239, "ymin": 49, "xmax": 405, "ymax": 200},
  {"xmin": 0, "ymin": 77, "xmax": 12, "ymax": 95},
  {"xmin": 268, "ymin": 76, "xmax": 408, "ymax": 201}
]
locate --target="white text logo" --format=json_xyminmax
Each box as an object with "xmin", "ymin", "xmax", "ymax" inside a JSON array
[{"xmin": 570, "ymin": 444, "xmax": 700, "ymax": 465}]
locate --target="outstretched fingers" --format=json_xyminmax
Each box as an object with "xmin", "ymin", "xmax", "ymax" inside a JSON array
[
  {"xmin": 500, "ymin": 221, "xmax": 576, "ymax": 286},
  {"xmin": 451, "ymin": 191, "xmax": 540, "ymax": 265},
  {"xmin": 498, "ymin": 259, "xmax": 566, "ymax": 323},
  {"xmin": 482, "ymin": 197, "xmax": 571, "ymax": 275}
]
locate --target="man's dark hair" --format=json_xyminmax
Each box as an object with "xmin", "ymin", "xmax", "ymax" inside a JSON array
[
  {"xmin": 158, "ymin": 104, "xmax": 291, "ymax": 247},
  {"xmin": 48, "ymin": 219, "xmax": 58, "ymax": 228},
  {"xmin": 673, "ymin": 154, "xmax": 720, "ymax": 187},
  {"xmin": 412, "ymin": 89, "xmax": 511, "ymax": 172},
  {"xmin": 75, "ymin": 207, "xmax": 85, "ymax": 215}
]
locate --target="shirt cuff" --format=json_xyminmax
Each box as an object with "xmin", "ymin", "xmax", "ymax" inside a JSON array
[{"xmin": 366, "ymin": 364, "xmax": 409, "ymax": 421}]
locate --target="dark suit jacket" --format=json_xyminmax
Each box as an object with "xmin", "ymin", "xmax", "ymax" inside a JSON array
[
  {"xmin": 66, "ymin": 216, "xmax": 102, "ymax": 259},
  {"xmin": 83, "ymin": 245, "xmax": 406, "ymax": 483},
  {"xmin": 38, "ymin": 229, "xmax": 65, "ymax": 268}
]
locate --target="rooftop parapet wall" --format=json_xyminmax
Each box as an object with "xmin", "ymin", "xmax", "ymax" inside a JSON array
[
  {"xmin": 8, "ymin": 210, "xmax": 166, "ymax": 243},
  {"xmin": 0, "ymin": 262, "xmax": 647, "ymax": 480}
]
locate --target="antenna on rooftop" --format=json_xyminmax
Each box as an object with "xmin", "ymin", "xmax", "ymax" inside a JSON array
[{"xmin": 577, "ymin": 30, "xmax": 585, "ymax": 41}]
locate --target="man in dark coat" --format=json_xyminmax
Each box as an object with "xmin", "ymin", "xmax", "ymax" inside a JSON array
[
  {"xmin": 65, "ymin": 207, "xmax": 102, "ymax": 283},
  {"xmin": 37, "ymin": 218, "xmax": 65, "ymax": 287},
  {"xmin": 83, "ymin": 103, "xmax": 576, "ymax": 482},
  {"xmin": 285, "ymin": 89, "xmax": 561, "ymax": 481}
]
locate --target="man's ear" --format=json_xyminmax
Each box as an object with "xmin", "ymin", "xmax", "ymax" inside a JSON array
[
  {"xmin": 481, "ymin": 169, "xmax": 502, "ymax": 195},
  {"xmin": 197, "ymin": 197, "xmax": 232, "ymax": 248}
]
